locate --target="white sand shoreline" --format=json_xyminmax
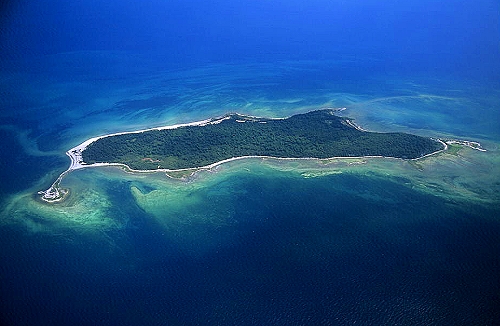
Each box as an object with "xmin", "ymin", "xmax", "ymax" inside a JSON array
[
  {"xmin": 39, "ymin": 109, "xmax": 476, "ymax": 203},
  {"xmin": 38, "ymin": 115, "xmax": 247, "ymax": 201}
]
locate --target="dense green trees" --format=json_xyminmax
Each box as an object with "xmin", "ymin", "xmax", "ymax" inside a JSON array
[{"xmin": 82, "ymin": 110, "xmax": 444, "ymax": 170}]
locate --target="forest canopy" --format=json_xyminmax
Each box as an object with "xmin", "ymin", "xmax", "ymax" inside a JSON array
[{"xmin": 82, "ymin": 110, "xmax": 444, "ymax": 170}]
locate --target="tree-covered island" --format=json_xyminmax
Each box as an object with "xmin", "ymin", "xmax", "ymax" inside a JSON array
[{"xmin": 81, "ymin": 109, "xmax": 445, "ymax": 170}]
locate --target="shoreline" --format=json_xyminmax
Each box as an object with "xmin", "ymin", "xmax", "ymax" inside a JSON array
[
  {"xmin": 39, "ymin": 109, "xmax": 481, "ymax": 203},
  {"xmin": 38, "ymin": 115, "xmax": 250, "ymax": 201}
]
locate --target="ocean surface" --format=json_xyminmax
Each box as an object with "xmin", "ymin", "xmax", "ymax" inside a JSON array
[{"xmin": 1, "ymin": 1, "xmax": 500, "ymax": 325}]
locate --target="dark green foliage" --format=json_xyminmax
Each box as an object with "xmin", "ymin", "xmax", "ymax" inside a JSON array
[{"xmin": 82, "ymin": 110, "xmax": 444, "ymax": 170}]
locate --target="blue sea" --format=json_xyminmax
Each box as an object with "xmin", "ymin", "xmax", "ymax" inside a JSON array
[{"xmin": 1, "ymin": 1, "xmax": 500, "ymax": 325}]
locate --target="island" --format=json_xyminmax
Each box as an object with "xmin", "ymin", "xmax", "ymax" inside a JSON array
[
  {"xmin": 82, "ymin": 109, "xmax": 445, "ymax": 169},
  {"xmin": 39, "ymin": 109, "xmax": 449, "ymax": 202}
]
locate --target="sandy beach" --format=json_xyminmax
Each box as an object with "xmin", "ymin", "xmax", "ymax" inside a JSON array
[{"xmin": 39, "ymin": 110, "xmax": 459, "ymax": 202}]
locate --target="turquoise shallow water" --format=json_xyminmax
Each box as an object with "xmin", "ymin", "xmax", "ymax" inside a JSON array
[
  {"xmin": 1, "ymin": 53, "xmax": 500, "ymax": 325},
  {"xmin": 1, "ymin": 167, "xmax": 500, "ymax": 325}
]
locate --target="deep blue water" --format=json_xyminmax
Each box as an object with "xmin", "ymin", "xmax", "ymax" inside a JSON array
[
  {"xmin": 2, "ymin": 0, "xmax": 499, "ymax": 78},
  {"xmin": 1, "ymin": 173, "xmax": 500, "ymax": 325},
  {"xmin": 1, "ymin": 1, "xmax": 500, "ymax": 325}
]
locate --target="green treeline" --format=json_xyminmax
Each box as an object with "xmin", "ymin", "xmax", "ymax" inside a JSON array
[{"xmin": 82, "ymin": 110, "xmax": 444, "ymax": 170}]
